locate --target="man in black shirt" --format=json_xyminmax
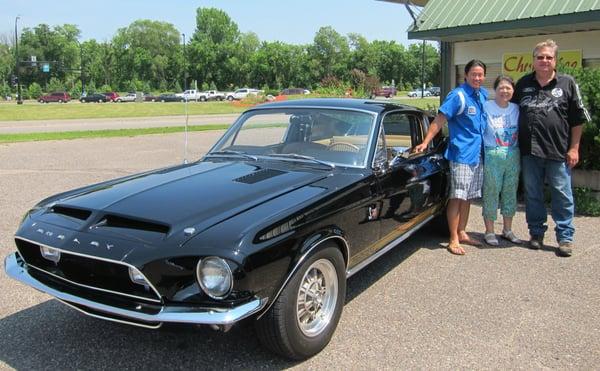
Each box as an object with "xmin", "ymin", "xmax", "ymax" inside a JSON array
[{"xmin": 513, "ymin": 39, "xmax": 590, "ymax": 257}]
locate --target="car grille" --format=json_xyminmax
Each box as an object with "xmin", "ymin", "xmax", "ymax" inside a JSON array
[{"xmin": 15, "ymin": 238, "xmax": 161, "ymax": 302}]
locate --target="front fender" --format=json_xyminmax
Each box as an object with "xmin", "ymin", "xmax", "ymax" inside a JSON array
[{"xmin": 255, "ymin": 227, "xmax": 349, "ymax": 319}]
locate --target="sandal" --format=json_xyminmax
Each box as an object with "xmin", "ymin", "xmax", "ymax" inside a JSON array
[
  {"xmin": 447, "ymin": 243, "xmax": 465, "ymax": 255},
  {"xmin": 484, "ymin": 233, "xmax": 499, "ymax": 246},
  {"xmin": 501, "ymin": 230, "xmax": 522, "ymax": 244}
]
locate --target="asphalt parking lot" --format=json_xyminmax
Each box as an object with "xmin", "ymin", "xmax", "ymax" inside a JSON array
[{"xmin": 1, "ymin": 131, "xmax": 599, "ymax": 369}]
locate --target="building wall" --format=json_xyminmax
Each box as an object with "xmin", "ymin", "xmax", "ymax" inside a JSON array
[{"xmin": 450, "ymin": 30, "xmax": 600, "ymax": 94}]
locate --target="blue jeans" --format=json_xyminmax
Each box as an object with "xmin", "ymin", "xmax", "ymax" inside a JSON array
[{"xmin": 521, "ymin": 155, "xmax": 574, "ymax": 243}]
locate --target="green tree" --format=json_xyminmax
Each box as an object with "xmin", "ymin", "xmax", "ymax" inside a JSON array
[
  {"xmin": 189, "ymin": 8, "xmax": 242, "ymax": 89},
  {"xmin": 112, "ymin": 19, "xmax": 183, "ymax": 90},
  {"xmin": 308, "ymin": 27, "xmax": 350, "ymax": 81}
]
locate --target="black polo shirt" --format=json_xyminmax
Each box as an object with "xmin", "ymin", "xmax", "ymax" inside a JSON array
[{"xmin": 512, "ymin": 72, "xmax": 590, "ymax": 161}]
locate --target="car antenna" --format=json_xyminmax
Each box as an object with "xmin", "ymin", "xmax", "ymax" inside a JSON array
[{"xmin": 183, "ymin": 96, "xmax": 189, "ymax": 164}]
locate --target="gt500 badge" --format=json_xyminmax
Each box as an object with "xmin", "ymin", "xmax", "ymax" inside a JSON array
[{"xmin": 467, "ymin": 106, "xmax": 477, "ymax": 115}]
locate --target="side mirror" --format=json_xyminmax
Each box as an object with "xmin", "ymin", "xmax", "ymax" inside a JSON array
[{"xmin": 373, "ymin": 159, "xmax": 389, "ymax": 176}]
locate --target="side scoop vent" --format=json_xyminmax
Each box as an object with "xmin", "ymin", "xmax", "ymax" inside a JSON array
[
  {"xmin": 49, "ymin": 205, "xmax": 92, "ymax": 221},
  {"xmin": 98, "ymin": 214, "xmax": 170, "ymax": 234},
  {"xmin": 234, "ymin": 169, "xmax": 286, "ymax": 184}
]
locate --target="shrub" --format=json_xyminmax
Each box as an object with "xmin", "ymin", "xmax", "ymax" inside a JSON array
[
  {"xmin": 99, "ymin": 84, "xmax": 113, "ymax": 93},
  {"xmin": 563, "ymin": 67, "xmax": 600, "ymax": 170},
  {"xmin": 28, "ymin": 82, "xmax": 43, "ymax": 99},
  {"xmin": 46, "ymin": 77, "xmax": 65, "ymax": 93},
  {"xmin": 574, "ymin": 187, "xmax": 600, "ymax": 216}
]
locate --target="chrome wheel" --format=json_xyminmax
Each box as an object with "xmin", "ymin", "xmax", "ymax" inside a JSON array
[{"xmin": 296, "ymin": 258, "xmax": 338, "ymax": 337}]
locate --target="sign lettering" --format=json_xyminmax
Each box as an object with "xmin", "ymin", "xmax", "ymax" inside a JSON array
[{"xmin": 502, "ymin": 50, "xmax": 582, "ymax": 81}]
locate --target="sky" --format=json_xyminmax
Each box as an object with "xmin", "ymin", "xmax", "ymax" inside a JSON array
[{"xmin": 0, "ymin": 0, "xmax": 422, "ymax": 46}]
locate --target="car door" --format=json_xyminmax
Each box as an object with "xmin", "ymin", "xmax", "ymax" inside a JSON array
[{"xmin": 374, "ymin": 110, "xmax": 445, "ymax": 247}]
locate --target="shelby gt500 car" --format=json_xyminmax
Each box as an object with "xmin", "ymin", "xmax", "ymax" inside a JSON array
[{"xmin": 5, "ymin": 98, "xmax": 448, "ymax": 360}]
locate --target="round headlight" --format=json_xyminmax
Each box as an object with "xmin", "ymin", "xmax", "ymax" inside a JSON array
[{"xmin": 196, "ymin": 257, "xmax": 233, "ymax": 299}]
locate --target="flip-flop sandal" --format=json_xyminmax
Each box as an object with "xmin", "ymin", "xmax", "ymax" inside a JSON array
[{"xmin": 447, "ymin": 243, "xmax": 465, "ymax": 255}]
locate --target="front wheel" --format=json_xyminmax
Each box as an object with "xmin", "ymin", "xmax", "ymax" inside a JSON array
[
  {"xmin": 227, "ymin": 96, "xmax": 234, "ymax": 101},
  {"xmin": 255, "ymin": 245, "xmax": 346, "ymax": 360}
]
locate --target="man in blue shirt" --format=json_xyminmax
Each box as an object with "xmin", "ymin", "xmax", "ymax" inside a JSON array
[{"xmin": 414, "ymin": 59, "xmax": 488, "ymax": 255}]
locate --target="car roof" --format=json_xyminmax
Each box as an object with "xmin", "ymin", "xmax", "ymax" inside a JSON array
[{"xmin": 255, "ymin": 98, "xmax": 419, "ymax": 114}]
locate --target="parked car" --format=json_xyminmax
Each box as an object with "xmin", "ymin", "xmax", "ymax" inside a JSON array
[
  {"xmin": 102, "ymin": 92, "xmax": 120, "ymax": 102},
  {"xmin": 225, "ymin": 88, "xmax": 261, "ymax": 101},
  {"xmin": 158, "ymin": 93, "xmax": 184, "ymax": 102},
  {"xmin": 407, "ymin": 89, "xmax": 431, "ymax": 98},
  {"xmin": 143, "ymin": 93, "xmax": 158, "ymax": 102},
  {"xmin": 80, "ymin": 93, "xmax": 108, "ymax": 103},
  {"xmin": 280, "ymin": 88, "xmax": 310, "ymax": 95},
  {"xmin": 38, "ymin": 92, "xmax": 71, "ymax": 103},
  {"xmin": 371, "ymin": 86, "xmax": 397, "ymax": 98},
  {"xmin": 5, "ymin": 98, "xmax": 448, "ymax": 360},
  {"xmin": 115, "ymin": 93, "xmax": 137, "ymax": 103},
  {"xmin": 427, "ymin": 87, "xmax": 441, "ymax": 96}
]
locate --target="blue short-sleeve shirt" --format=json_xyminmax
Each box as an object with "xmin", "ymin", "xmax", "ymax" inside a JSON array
[{"xmin": 439, "ymin": 83, "xmax": 488, "ymax": 165}]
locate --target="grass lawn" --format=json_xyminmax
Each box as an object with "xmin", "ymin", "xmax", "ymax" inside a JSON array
[
  {"xmin": 0, "ymin": 96, "xmax": 439, "ymax": 122},
  {"xmin": 0, "ymin": 101, "xmax": 246, "ymax": 121},
  {"xmin": 0, "ymin": 124, "xmax": 231, "ymax": 144}
]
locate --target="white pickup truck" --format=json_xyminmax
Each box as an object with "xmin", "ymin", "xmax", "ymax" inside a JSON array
[
  {"xmin": 176, "ymin": 89, "xmax": 202, "ymax": 101},
  {"xmin": 225, "ymin": 88, "xmax": 262, "ymax": 101},
  {"xmin": 198, "ymin": 90, "xmax": 225, "ymax": 102}
]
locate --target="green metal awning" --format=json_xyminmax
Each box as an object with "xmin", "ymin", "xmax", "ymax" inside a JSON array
[{"xmin": 408, "ymin": 0, "xmax": 600, "ymax": 42}]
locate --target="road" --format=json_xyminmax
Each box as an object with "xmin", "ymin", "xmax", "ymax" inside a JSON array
[{"xmin": 0, "ymin": 132, "xmax": 599, "ymax": 369}]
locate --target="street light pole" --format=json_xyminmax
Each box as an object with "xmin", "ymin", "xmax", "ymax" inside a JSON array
[{"xmin": 15, "ymin": 16, "xmax": 22, "ymax": 105}]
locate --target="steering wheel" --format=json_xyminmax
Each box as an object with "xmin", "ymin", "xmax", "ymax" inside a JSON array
[{"xmin": 327, "ymin": 141, "xmax": 360, "ymax": 153}]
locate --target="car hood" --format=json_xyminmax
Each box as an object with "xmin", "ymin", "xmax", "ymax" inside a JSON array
[{"xmin": 20, "ymin": 160, "xmax": 328, "ymax": 247}]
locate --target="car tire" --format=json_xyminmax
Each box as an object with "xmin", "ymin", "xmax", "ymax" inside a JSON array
[
  {"xmin": 81, "ymin": 99, "xmax": 86, "ymax": 103},
  {"xmin": 161, "ymin": 99, "xmax": 165, "ymax": 102},
  {"xmin": 217, "ymin": 96, "xmax": 223, "ymax": 101},
  {"xmin": 255, "ymin": 244, "xmax": 346, "ymax": 360},
  {"xmin": 99, "ymin": 99, "xmax": 104, "ymax": 103},
  {"xmin": 200, "ymin": 96, "xmax": 206, "ymax": 102},
  {"xmin": 227, "ymin": 96, "xmax": 234, "ymax": 101},
  {"xmin": 58, "ymin": 99, "xmax": 63, "ymax": 103}
]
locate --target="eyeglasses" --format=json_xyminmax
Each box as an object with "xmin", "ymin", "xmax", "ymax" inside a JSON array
[{"xmin": 535, "ymin": 55, "xmax": 554, "ymax": 61}]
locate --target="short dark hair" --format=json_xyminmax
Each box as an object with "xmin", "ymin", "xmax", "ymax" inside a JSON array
[
  {"xmin": 464, "ymin": 59, "xmax": 487, "ymax": 75},
  {"xmin": 493, "ymin": 75, "xmax": 515, "ymax": 90}
]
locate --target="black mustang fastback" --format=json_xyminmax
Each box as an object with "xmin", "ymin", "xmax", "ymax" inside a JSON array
[{"xmin": 5, "ymin": 98, "xmax": 448, "ymax": 360}]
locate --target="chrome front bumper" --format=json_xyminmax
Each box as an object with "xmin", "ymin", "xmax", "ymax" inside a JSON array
[{"xmin": 4, "ymin": 253, "xmax": 266, "ymax": 329}]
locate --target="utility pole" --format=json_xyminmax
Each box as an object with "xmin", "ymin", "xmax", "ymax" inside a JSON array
[
  {"xmin": 15, "ymin": 16, "xmax": 22, "ymax": 105},
  {"xmin": 77, "ymin": 40, "xmax": 85, "ymax": 95},
  {"xmin": 182, "ymin": 33, "xmax": 187, "ymax": 91}
]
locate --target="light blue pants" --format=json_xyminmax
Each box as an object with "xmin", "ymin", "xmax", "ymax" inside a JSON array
[{"xmin": 482, "ymin": 147, "xmax": 520, "ymax": 221}]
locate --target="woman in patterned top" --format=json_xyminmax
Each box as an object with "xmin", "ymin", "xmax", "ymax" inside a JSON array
[{"xmin": 482, "ymin": 75, "xmax": 522, "ymax": 246}]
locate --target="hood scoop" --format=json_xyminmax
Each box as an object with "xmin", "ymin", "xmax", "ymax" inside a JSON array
[
  {"xmin": 49, "ymin": 205, "xmax": 92, "ymax": 221},
  {"xmin": 234, "ymin": 168, "xmax": 287, "ymax": 184},
  {"xmin": 92, "ymin": 214, "xmax": 170, "ymax": 235}
]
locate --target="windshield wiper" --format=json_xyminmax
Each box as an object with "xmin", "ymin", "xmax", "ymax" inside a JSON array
[
  {"xmin": 205, "ymin": 150, "xmax": 257, "ymax": 161},
  {"xmin": 265, "ymin": 153, "xmax": 335, "ymax": 169}
]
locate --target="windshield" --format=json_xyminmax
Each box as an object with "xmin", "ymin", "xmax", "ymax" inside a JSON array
[{"xmin": 210, "ymin": 108, "xmax": 377, "ymax": 168}]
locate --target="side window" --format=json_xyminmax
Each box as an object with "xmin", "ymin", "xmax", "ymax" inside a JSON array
[{"xmin": 381, "ymin": 111, "xmax": 425, "ymax": 160}]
